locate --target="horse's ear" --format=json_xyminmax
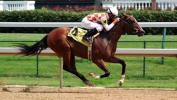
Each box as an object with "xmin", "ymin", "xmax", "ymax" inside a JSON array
[
  {"xmin": 122, "ymin": 13, "xmax": 129, "ymax": 20},
  {"xmin": 122, "ymin": 13, "xmax": 127, "ymax": 16}
]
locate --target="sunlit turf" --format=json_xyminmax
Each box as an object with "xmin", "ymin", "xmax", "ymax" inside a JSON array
[
  {"xmin": 0, "ymin": 33, "xmax": 176, "ymax": 48},
  {"xmin": 0, "ymin": 33, "xmax": 176, "ymax": 88},
  {"xmin": 0, "ymin": 56, "xmax": 176, "ymax": 88}
]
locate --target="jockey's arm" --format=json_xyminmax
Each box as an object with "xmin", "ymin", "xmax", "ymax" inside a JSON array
[{"xmin": 102, "ymin": 18, "xmax": 119, "ymax": 31}]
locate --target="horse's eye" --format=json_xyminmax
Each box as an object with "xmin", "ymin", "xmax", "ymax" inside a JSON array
[{"xmin": 130, "ymin": 20, "xmax": 135, "ymax": 23}]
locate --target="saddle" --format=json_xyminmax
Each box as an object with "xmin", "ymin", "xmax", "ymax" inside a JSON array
[{"xmin": 68, "ymin": 27, "xmax": 98, "ymax": 47}]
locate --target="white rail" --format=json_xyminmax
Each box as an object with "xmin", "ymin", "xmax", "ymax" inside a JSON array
[
  {"xmin": 0, "ymin": 1, "xmax": 35, "ymax": 11},
  {"xmin": 0, "ymin": 47, "xmax": 176, "ymax": 57},
  {"xmin": 0, "ymin": 22, "xmax": 176, "ymax": 88},
  {"xmin": 102, "ymin": 0, "xmax": 177, "ymax": 10},
  {"xmin": 157, "ymin": 0, "xmax": 177, "ymax": 10},
  {"xmin": 0, "ymin": 22, "xmax": 176, "ymax": 56},
  {"xmin": 0, "ymin": 22, "xmax": 177, "ymax": 28}
]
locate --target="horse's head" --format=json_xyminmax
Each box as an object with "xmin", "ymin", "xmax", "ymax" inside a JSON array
[{"xmin": 120, "ymin": 15, "xmax": 145, "ymax": 36}]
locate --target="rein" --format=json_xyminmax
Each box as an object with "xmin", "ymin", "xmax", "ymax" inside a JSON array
[
  {"xmin": 104, "ymin": 16, "xmax": 133, "ymax": 54},
  {"xmin": 120, "ymin": 16, "xmax": 133, "ymax": 30},
  {"xmin": 102, "ymin": 16, "xmax": 131, "ymax": 55}
]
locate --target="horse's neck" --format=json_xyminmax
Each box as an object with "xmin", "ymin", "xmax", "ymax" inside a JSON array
[
  {"xmin": 108, "ymin": 22, "xmax": 125, "ymax": 44},
  {"xmin": 101, "ymin": 21, "xmax": 125, "ymax": 53}
]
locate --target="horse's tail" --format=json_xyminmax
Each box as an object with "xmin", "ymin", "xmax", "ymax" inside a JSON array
[{"xmin": 19, "ymin": 35, "xmax": 48, "ymax": 56}]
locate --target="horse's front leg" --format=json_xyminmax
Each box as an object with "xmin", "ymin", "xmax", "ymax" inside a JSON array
[{"xmin": 104, "ymin": 56, "xmax": 126, "ymax": 87}]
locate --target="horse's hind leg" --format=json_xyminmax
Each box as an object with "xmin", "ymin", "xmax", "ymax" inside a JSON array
[
  {"xmin": 64, "ymin": 65, "xmax": 94, "ymax": 86},
  {"xmin": 104, "ymin": 56, "xmax": 126, "ymax": 86},
  {"xmin": 62, "ymin": 51, "xmax": 94, "ymax": 86},
  {"xmin": 90, "ymin": 59, "xmax": 110, "ymax": 79}
]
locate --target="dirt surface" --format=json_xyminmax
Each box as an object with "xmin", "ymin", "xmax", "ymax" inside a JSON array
[{"xmin": 0, "ymin": 86, "xmax": 177, "ymax": 100}]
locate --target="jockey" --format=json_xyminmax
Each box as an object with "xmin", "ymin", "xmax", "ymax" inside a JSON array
[{"xmin": 81, "ymin": 7, "xmax": 120, "ymax": 42}]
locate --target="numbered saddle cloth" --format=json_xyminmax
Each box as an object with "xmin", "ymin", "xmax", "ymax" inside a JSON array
[{"xmin": 68, "ymin": 27, "xmax": 91, "ymax": 47}]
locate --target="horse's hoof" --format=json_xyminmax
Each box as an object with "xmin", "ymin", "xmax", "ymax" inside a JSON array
[
  {"xmin": 88, "ymin": 73, "xmax": 100, "ymax": 79},
  {"xmin": 84, "ymin": 81, "xmax": 95, "ymax": 87},
  {"xmin": 89, "ymin": 72, "xmax": 96, "ymax": 77},
  {"xmin": 118, "ymin": 80, "xmax": 124, "ymax": 87}
]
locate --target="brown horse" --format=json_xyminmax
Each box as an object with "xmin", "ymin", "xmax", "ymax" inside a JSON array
[{"xmin": 19, "ymin": 15, "xmax": 145, "ymax": 86}]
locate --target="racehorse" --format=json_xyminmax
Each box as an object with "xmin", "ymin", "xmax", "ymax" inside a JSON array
[{"xmin": 19, "ymin": 15, "xmax": 145, "ymax": 86}]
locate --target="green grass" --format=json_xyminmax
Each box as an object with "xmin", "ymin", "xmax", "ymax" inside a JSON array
[
  {"xmin": 0, "ymin": 33, "xmax": 176, "ymax": 48},
  {"xmin": 0, "ymin": 33, "xmax": 176, "ymax": 88}
]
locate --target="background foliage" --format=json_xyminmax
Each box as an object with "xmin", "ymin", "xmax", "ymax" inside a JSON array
[{"xmin": 0, "ymin": 9, "xmax": 176, "ymax": 34}]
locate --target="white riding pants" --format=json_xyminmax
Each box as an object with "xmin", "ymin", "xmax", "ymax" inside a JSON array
[{"xmin": 81, "ymin": 17, "xmax": 103, "ymax": 32}]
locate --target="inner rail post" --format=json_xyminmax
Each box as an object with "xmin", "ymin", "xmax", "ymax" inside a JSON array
[
  {"xmin": 59, "ymin": 58, "xmax": 63, "ymax": 88},
  {"xmin": 161, "ymin": 27, "xmax": 167, "ymax": 64},
  {"xmin": 143, "ymin": 41, "xmax": 146, "ymax": 77}
]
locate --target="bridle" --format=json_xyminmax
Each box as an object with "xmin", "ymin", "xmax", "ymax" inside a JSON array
[
  {"xmin": 120, "ymin": 16, "xmax": 134, "ymax": 31},
  {"xmin": 104, "ymin": 16, "xmax": 134, "ymax": 53}
]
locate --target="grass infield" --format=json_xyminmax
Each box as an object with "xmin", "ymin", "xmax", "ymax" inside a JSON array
[{"xmin": 0, "ymin": 33, "xmax": 176, "ymax": 88}]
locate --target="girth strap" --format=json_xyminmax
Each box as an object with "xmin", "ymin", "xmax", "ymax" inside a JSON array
[{"xmin": 88, "ymin": 44, "xmax": 92, "ymax": 60}]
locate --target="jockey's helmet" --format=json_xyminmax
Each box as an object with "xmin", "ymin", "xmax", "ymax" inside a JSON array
[{"xmin": 107, "ymin": 7, "xmax": 118, "ymax": 17}]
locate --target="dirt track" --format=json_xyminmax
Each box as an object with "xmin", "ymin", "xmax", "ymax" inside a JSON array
[{"xmin": 0, "ymin": 86, "xmax": 177, "ymax": 100}]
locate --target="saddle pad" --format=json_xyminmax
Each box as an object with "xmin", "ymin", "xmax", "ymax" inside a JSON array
[{"xmin": 68, "ymin": 27, "xmax": 91, "ymax": 47}]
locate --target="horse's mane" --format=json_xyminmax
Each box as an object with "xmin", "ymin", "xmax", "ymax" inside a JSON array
[
  {"xmin": 113, "ymin": 14, "xmax": 132, "ymax": 30},
  {"xmin": 99, "ymin": 14, "xmax": 132, "ymax": 38}
]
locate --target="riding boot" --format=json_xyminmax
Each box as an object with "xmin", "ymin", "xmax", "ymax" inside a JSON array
[{"xmin": 83, "ymin": 28, "xmax": 98, "ymax": 43}]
